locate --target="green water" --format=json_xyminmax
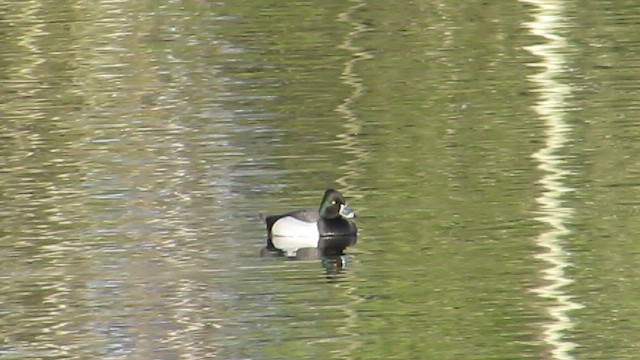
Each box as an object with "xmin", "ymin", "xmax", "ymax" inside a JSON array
[{"xmin": 1, "ymin": 1, "xmax": 640, "ymax": 359}]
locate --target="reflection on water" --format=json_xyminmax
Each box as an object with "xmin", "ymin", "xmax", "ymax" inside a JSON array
[
  {"xmin": 335, "ymin": 0, "xmax": 372, "ymax": 201},
  {"xmin": 522, "ymin": 0, "xmax": 584, "ymax": 359},
  {"xmin": 1, "ymin": 1, "xmax": 244, "ymax": 358}
]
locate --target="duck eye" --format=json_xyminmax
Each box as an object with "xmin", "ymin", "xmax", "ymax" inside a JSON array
[{"xmin": 331, "ymin": 201, "xmax": 337, "ymax": 205}]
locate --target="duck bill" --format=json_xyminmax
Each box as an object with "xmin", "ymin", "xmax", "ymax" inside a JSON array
[{"xmin": 339, "ymin": 204, "xmax": 356, "ymax": 219}]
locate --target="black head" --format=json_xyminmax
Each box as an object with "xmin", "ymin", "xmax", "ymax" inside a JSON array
[{"xmin": 318, "ymin": 189, "xmax": 355, "ymax": 220}]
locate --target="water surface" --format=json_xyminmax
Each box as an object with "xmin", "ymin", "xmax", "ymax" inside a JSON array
[{"xmin": 1, "ymin": 1, "xmax": 640, "ymax": 359}]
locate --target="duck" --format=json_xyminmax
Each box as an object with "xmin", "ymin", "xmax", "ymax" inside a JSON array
[{"xmin": 263, "ymin": 189, "xmax": 357, "ymax": 256}]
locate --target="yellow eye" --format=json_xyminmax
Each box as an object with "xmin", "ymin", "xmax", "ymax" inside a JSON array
[{"xmin": 331, "ymin": 201, "xmax": 336, "ymax": 205}]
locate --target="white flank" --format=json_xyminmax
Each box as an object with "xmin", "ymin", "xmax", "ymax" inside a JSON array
[{"xmin": 271, "ymin": 217, "xmax": 320, "ymax": 256}]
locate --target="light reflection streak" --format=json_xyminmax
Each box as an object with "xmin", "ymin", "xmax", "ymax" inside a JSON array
[
  {"xmin": 335, "ymin": 0, "xmax": 372, "ymax": 200},
  {"xmin": 522, "ymin": 1, "xmax": 584, "ymax": 359},
  {"xmin": 330, "ymin": 1, "xmax": 372, "ymax": 358}
]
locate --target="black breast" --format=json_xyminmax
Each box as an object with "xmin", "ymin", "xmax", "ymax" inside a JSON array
[{"xmin": 317, "ymin": 218, "xmax": 357, "ymax": 237}]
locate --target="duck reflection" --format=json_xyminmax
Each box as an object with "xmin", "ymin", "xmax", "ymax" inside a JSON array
[
  {"xmin": 260, "ymin": 234, "xmax": 357, "ymax": 276},
  {"xmin": 260, "ymin": 234, "xmax": 357, "ymax": 260}
]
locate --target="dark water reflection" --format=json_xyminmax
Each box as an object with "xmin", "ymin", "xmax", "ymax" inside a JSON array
[{"xmin": 2, "ymin": 0, "xmax": 640, "ymax": 359}]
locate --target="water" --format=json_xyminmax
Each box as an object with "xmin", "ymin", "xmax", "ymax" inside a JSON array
[{"xmin": 2, "ymin": 1, "xmax": 640, "ymax": 359}]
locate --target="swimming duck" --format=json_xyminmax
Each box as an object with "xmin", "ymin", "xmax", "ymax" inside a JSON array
[{"xmin": 263, "ymin": 189, "xmax": 357, "ymax": 256}]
